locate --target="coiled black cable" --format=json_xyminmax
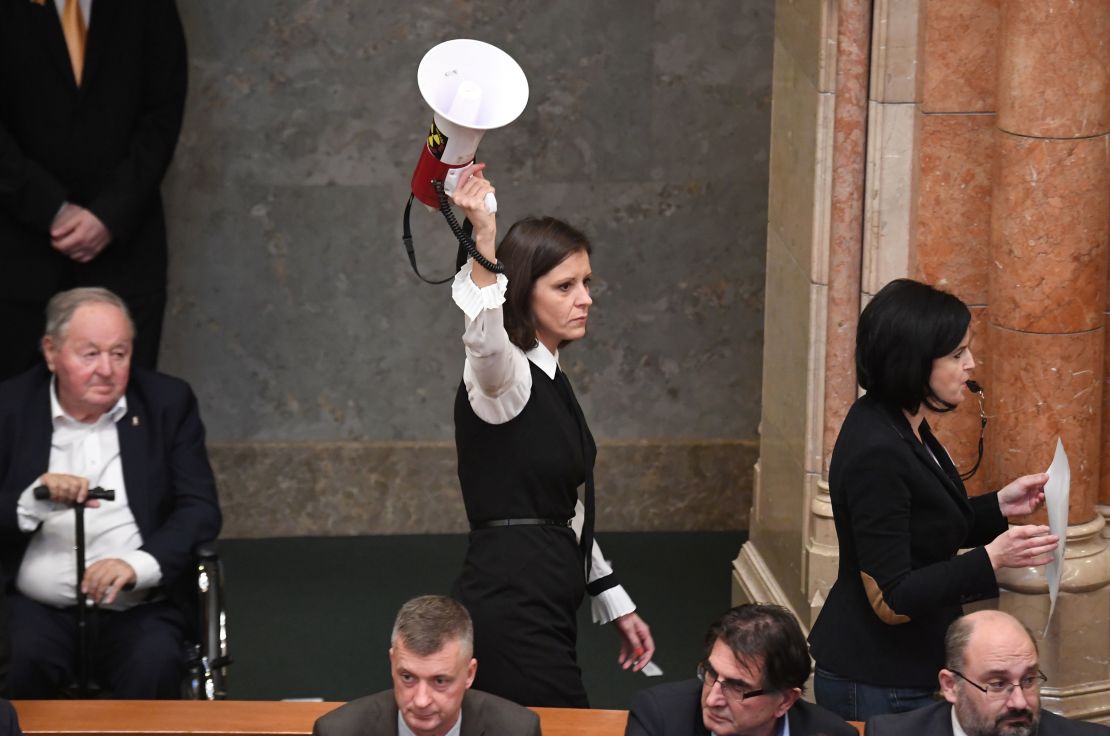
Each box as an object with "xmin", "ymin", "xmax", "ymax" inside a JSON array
[{"xmin": 433, "ymin": 180, "xmax": 504, "ymax": 274}]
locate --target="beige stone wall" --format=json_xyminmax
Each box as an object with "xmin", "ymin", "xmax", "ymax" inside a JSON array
[
  {"xmin": 740, "ymin": 0, "xmax": 836, "ymax": 620},
  {"xmin": 211, "ymin": 439, "xmax": 757, "ymax": 537}
]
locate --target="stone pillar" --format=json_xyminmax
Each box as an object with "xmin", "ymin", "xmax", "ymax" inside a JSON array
[
  {"xmin": 732, "ymin": 0, "xmax": 841, "ymax": 622},
  {"xmin": 1104, "ymin": 259, "xmax": 1110, "ymax": 541},
  {"xmin": 989, "ymin": 0, "xmax": 1110, "ymax": 723}
]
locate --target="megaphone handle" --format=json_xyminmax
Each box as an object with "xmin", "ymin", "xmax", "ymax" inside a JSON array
[{"xmin": 443, "ymin": 165, "xmax": 497, "ymax": 214}]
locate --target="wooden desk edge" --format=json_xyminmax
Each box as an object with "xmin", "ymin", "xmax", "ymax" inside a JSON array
[
  {"xmin": 13, "ymin": 700, "xmax": 859, "ymax": 735},
  {"xmin": 12, "ymin": 701, "xmax": 630, "ymax": 736}
]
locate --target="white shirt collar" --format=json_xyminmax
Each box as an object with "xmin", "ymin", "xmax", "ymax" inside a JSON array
[
  {"xmin": 50, "ymin": 375, "xmax": 128, "ymax": 427},
  {"xmin": 951, "ymin": 703, "xmax": 969, "ymax": 736},
  {"xmin": 525, "ymin": 340, "xmax": 560, "ymax": 379}
]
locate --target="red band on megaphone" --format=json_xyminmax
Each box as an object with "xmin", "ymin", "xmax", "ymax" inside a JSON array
[{"xmin": 411, "ymin": 145, "xmax": 471, "ymax": 208}]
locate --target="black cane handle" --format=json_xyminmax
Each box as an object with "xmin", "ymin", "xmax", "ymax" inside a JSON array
[{"xmin": 33, "ymin": 485, "xmax": 116, "ymax": 503}]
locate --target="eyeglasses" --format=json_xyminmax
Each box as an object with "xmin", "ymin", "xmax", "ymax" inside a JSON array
[
  {"xmin": 697, "ymin": 662, "xmax": 768, "ymax": 704},
  {"xmin": 949, "ymin": 669, "xmax": 1048, "ymax": 698}
]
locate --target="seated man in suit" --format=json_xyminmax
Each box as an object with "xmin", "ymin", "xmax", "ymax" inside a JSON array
[
  {"xmin": 867, "ymin": 610, "xmax": 1106, "ymax": 736},
  {"xmin": 0, "ymin": 287, "xmax": 221, "ymax": 698},
  {"xmin": 626, "ymin": 603, "xmax": 855, "ymax": 736},
  {"xmin": 313, "ymin": 595, "xmax": 540, "ymax": 736}
]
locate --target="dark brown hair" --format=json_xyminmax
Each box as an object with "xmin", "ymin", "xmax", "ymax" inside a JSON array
[
  {"xmin": 499, "ymin": 216, "xmax": 592, "ymax": 351},
  {"xmin": 703, "ymin": 604, "xmax": 812, "ymax": 692}
]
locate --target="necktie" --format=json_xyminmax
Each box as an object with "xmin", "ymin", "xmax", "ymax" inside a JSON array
[
  {"xmin": 61, "ymin": 0, "xmax": 87, "ymax": 86},
  {"xmin": 556, "ymin": 369, "xmax": 596, "ymax": 579}
]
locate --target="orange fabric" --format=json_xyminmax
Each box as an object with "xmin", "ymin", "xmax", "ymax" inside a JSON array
[{"xmin": 61, "ymin": 0, "xmax": 87, "ymax": 85}]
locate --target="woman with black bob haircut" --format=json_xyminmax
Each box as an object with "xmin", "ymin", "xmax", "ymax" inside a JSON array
[
  {"xmin": 445, "ymin": 165, "xmax": 654, "ymax": 708},
  {"xmin": 808, "ymin": 279, "xmax": 1058, "ymax": 721}
]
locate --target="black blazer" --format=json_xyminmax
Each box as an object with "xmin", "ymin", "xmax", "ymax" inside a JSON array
[
  {"xmin": 809, "ymin": 394, "xmax": 1007, "ymax": 688},
  {"xmin": 0, "ymin": 364, "xmax": 221, "ymax": 614},
  {"xmin": 625, "ymin": 678, "xmax": 857, "ymax": 736},
  {"xmin": 0, "ymin": 0, "xmax": 186, "ymax": 301},
  {"xmin": 312, "ymin": 689, "xmax": 541, "ymax": 736},
  {"xmin": 867, "ymin": 700, "xmax": 1109, "ymax": 735}
]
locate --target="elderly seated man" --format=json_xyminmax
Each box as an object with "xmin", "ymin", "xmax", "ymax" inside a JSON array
[
  {"xmin": 314, "ymin": 595, "xmax": 540, "ymax": 736},
  {"xmin": 626, "ymin": 603, "xmax": 855, "ymax": 736},
  {"xmin": 866, "ymin": 610, "xmax": 1107, "ymax": 736},
  {"xmin": 0, "ymin": 287, "xmax": 221, "ymax": 698}
]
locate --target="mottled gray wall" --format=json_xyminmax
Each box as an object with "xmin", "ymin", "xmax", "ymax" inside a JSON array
[{"xmin": 159, "ymin": 1, "xmax": 772, "ymax": 533}]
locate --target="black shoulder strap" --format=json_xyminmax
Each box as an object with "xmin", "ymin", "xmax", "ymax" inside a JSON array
[{"xmin": 402, "ymin": 193, "xmax": 467, "ymax": 285}]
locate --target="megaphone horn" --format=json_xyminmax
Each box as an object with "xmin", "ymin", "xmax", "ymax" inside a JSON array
[{"xmin": 410, "ymin": 39, "xmax": 529, "ymax": 212}]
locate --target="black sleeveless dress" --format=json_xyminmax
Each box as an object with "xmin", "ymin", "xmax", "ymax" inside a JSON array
[{"xmin": 451, "ymin": 360, "xmax": 595, "ymax": 708}]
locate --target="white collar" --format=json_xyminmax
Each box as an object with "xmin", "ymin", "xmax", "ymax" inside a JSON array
[
  {"xmin": 50, "ymin": 375, "xmax": 128, "ymax": 427},
  {"xmin": 951, "ymin": 703, "xmax": 969, "ymax": 736},
  {"xmin": 525, "ymin": 340, "xmax": 560, "ymax": 379}
]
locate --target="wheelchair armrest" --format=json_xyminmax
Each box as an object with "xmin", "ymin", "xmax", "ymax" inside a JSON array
[{"xmin": 194, "ymin": 540, "xmax": 219, "ymax": 561}]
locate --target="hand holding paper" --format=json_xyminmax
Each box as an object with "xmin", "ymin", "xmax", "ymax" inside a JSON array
[
  {"xmin": 985, "ymin": 524, "xmax": 1058, "ymax": 571},
  {"xmin": 997, "ymin": 472, "xmax": 1048, "ymax": 517}
]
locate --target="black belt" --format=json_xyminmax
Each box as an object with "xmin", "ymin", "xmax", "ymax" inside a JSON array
[{"xmin": 471, "ymin": 518, "xmax": 572, "ymax": 530}]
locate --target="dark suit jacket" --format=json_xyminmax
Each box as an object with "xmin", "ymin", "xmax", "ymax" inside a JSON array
[
  {"xmin": 0, "ymin": 363, "xmax": 221, "ymax": 618},
  {"xmin": 625, "ymin": 678, "xmax": 857, "ymax": 736},
  {"xmin": 0, "ymin": 700, "xmax": 21, "ymax": 736},
  {"xmin": 313, "ymin": 688, "xmax": 541, "ymax": 736},
  {"xmin": 809, "ymin": 394, "xmax": 1008, "ymax": 688},
  {"xmin": 0, "ymin": 0, "xmax": 186, "ymax": 301},
  {"xmin": 866, "ymin": 700, "xmax": 1109, "ymax": 735}
]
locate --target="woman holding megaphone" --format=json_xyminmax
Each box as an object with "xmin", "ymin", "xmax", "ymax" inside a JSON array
[{"xmin": 445, "ymin": 164, "xmax": 654, "ymax": 708}]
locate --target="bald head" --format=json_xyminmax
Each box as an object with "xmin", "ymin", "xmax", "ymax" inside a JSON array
[
  {"xmin": 945, "ymin": 611, "xmax": 1037, "ymax": 673},
  {"xmin": 942, "ymin": 612, "xmax": 1045, "ymax": 735}
]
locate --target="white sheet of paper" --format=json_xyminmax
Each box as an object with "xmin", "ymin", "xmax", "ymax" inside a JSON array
[
  {"xmin": 641, "ymin": 661, "xmax": 664, "ymax": 677},
  {"xmin": 1042, "ymin": 437, "xmax": 1070, "ymax": 635}
]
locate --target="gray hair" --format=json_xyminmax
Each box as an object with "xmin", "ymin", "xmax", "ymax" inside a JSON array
[
  {"xmin": 44, "ymin": 288, "xmax": 135, "ymax": 344},
  {"xmin": 390, "ymin": 596, "xmax": 473, "ymax": 660}
]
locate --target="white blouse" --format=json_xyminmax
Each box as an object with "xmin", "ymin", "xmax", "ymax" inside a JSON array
[{"xmin": 452, "ymin": 260, "xmax": 636, "ymax": 624}]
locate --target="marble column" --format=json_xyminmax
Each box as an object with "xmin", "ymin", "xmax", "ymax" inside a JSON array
[
  {"xmin": 989, "ymin": 0, "xmax": 1110, "ymax": 723},
  {"xmin": 1104, "ymin": 302, "xmax": 1110, "ymax": 541}
]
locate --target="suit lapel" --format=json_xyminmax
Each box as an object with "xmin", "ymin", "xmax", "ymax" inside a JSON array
[
  {"xmin": 876, "ymin": 399, "xmax": 972, "ymax": 514},
  {"xmin": 118, "ymin": 383, "xmax": 149, "ymax": 534},
  {"xmin": 29, "ymin": 0, "xmax": 78, "ymax": 88},
  {"xmin": 81, "ymin": 0, "xmax": 120, "ymax": 92},
  {"xmin": 23, "ymin": 372, "xmax": 55, "ymax": 484}
]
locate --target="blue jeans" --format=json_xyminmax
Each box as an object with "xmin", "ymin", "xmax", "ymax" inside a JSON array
[{"xmin": 814, "ymin": 667, "xmax": 938, "ymax": 722}]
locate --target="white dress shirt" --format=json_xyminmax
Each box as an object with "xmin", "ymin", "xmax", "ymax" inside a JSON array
[
  {"xmin": 452, "ymin": 260, "xmax": 636, "ymax": 625},
  {"xmin": 951, "ymin": 705, "xmax": 969, "ymax": 736},
  {"xmin": 16, "ymin": 378, "xmax": 161, "ymax": 610},
  {"xmin": 53, "ymin": 0, "xmax": 93, "ymax": 26}
]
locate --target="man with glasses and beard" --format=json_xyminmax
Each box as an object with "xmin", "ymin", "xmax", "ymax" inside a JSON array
[
  {"xmin": 625, "ymin": 604, "xmax": 855, "ymax": 736},
  {"xmin": 867, "ymin": 610, "xmax": 1107, "ymax": 735}
]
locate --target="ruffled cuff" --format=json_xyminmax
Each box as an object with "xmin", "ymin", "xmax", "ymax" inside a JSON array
[
  {"xmin": 452, "ymin": 260, "xmax": 508, "ymax": 321},
  {"xmin": 591, "ymin": 584, "xmax": 636, "ymax": 625}
]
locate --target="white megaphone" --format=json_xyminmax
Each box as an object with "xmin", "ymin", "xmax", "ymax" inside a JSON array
[{"xmin": 410, "ymin": 39, "xmax": 529, "ymax": 213}]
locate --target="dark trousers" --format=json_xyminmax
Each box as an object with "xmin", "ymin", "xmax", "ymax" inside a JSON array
[
  {"xmin": 0, "ymin": 290, "xmax": 165, "ymax": 381},
  {"xmin": 6, "ymin": 593, "xmax": 185, "ymax": 699}
]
